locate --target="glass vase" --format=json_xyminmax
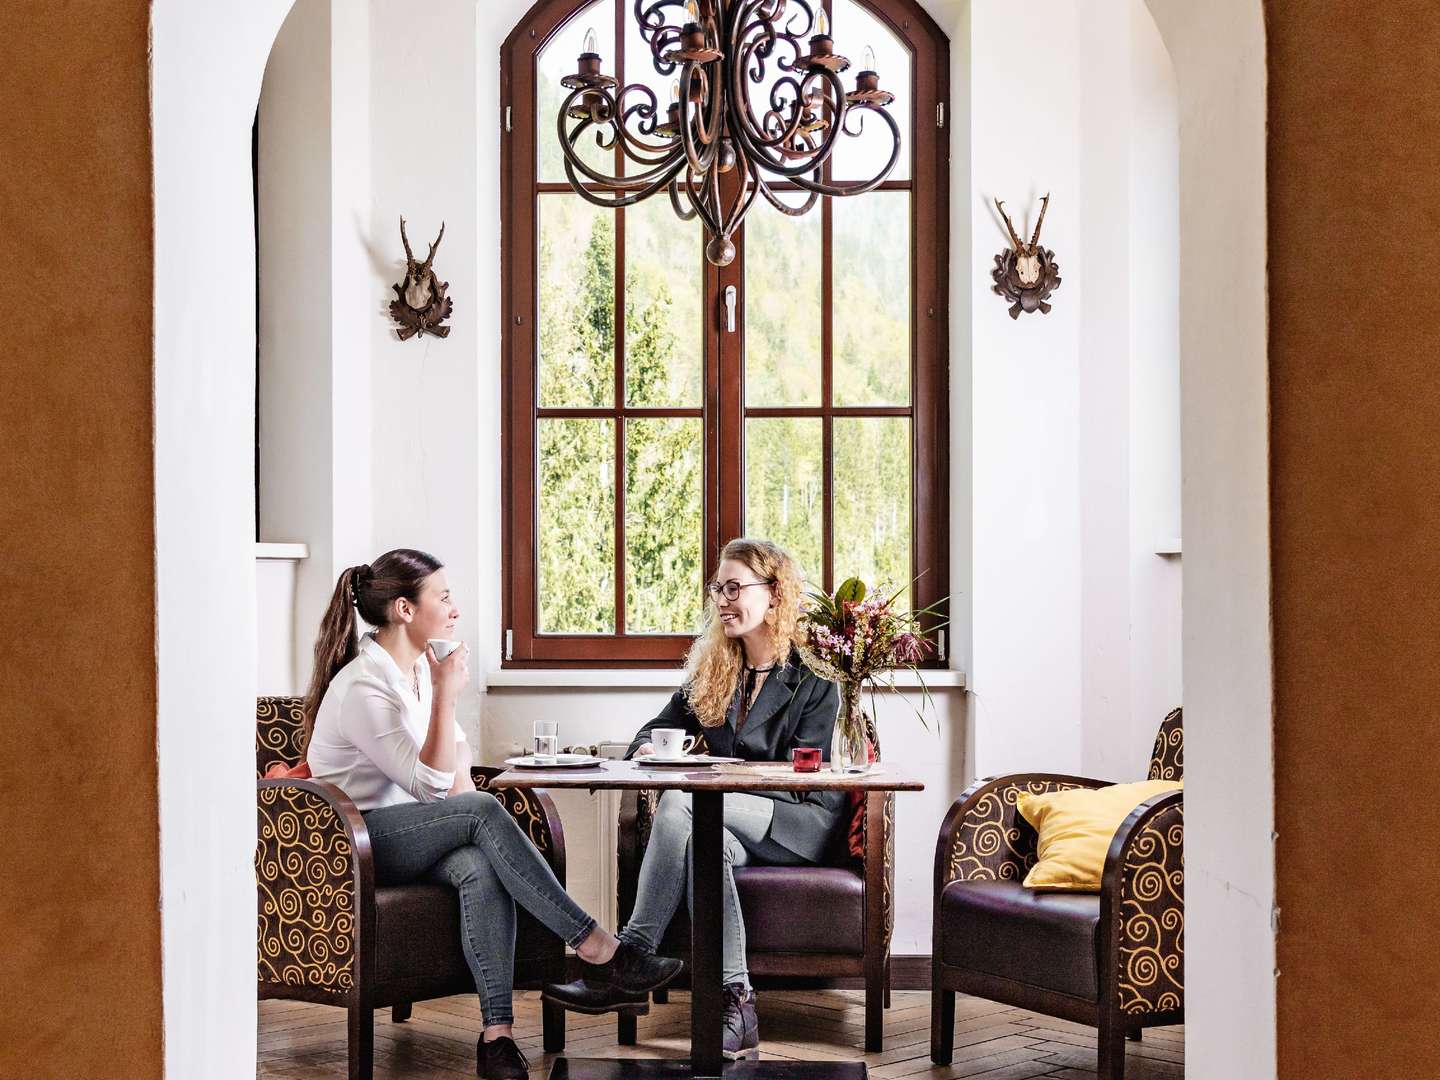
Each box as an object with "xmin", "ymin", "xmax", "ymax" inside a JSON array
[{"xmin": 830, "ymin": 680, "xmax": 869, "ymax": 773}]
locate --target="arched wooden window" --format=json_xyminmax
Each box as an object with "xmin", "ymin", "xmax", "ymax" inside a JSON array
[{"xmin": 501, "ymin": 0, "xmax": 949, "ymax": 664}]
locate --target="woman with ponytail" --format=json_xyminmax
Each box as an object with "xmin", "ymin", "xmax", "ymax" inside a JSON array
[
  {"xmin": 303, "ymin": 549, "xmax": 680, "ymax": 1080},
  {"xmin": 544, "ymin": 539, "xmax": 842, "ymax": 1060}
]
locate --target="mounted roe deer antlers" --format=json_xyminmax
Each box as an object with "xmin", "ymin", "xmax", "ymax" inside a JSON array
[
  {"xmin": 389, "ymin": 216, "xmax": 454, "ymax": 340},
  {"xmin": 991, "ymin": 194, "xmax": 1062, "ymax": 319}
]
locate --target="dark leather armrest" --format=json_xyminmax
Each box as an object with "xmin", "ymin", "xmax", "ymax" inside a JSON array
[
  {"xmin": 1101, "ymin": 789, "xmax": 1185, "ymax": 1017},
  {"xmin": 933, "ymin": 773, "xmax": 1111, "ymax": 892},
  {"xmin": 473, "ymin": 766, "xmax": 568, "ymax": 886},
  {"xmin": 256, "ymin": 777, "xmax": 373, "ymax": 995}
]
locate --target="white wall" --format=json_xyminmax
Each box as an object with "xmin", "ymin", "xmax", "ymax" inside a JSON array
[
  {"xmin": 258, "ymin": 0, "xmax": 333, "ymax": 684},
  {"xmin": 1125, "ymin": 1, "xmax": 1183, "ymax": 771},
  {"xmin": 1076, "ymin": 0, "xmax": 1185, "ymax": 782},
  {"xmin": 961, "ymin": 1, "xmax": 1181, "ymax": 787},
  {"xmin": 1144, "ymin": 1, "xmax": 1275, "ymax": 1075},
  {"xmin": 259, "ymin": 0, "xmax": 478, "ymax": 737},
  {"xmin": 258, "ymin": 0, "xmax": 375, "ymax": 687},
  {"xmin": 966, "ymin": 1, "xmax": 1085, "ymax": 780},
  {"xmin": 152, "ymin": 2, "xmax": 295, "ymax": 1076},
  {"xmin": 256, "ymin": 554, "xmax": 303, "ymax": 694},
  {"xmin": 1078, "ymin": 0, "xmax": 1136, "ymax": 781}
]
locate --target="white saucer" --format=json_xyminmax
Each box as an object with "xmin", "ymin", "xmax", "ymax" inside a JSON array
[
  {"xmin": 503, "ymin": 754, "xmax": 605, "ymax": 769},
  {"xmin": 633, "ymin": 753, "xmax": 744, "ymax": 767}
]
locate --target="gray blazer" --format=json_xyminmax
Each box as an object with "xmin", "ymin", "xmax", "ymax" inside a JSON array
[{"xmin": 625, "ymin": 650, "xmax": 844, "ymax": 861}]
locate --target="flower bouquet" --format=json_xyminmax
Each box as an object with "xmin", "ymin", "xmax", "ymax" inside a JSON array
[{"xmin": 798, "ymin": 576, "xmax": 944, "ymax": 772}]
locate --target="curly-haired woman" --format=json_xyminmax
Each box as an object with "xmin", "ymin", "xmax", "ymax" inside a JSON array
[{"xmin": 545, "ymin": 538, "xmax": 842, "ymax": 1059}]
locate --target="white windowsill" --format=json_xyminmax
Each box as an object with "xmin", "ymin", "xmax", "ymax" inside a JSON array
[
  {"xmin": 1155, "ymin": 537, "xmax": 1182, "ymax": 557},
  {"xmin": 255, "ymin": 542, "xmax": 310, "ymax": 560},
  {"xmin": 484, "ymin": 667, "xmax": 967, "ymax": 691}
]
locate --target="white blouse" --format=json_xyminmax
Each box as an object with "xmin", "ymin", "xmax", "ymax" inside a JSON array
[{"xmin": 306, "ymin": 633, "xmax": 465, "ymax": 811}]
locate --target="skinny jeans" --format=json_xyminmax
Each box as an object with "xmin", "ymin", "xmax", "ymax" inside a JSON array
[
  {"xmin": 618, "ymin": 790, "xmax": 806, "ymax": 990},
  {"xmin": 362, "ymin": 789, "xmax": 596, "ymax": 1026}
]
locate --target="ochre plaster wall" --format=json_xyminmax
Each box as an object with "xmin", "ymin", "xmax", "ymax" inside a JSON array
[
  {"xmin": 1267, "ymin": 2, "xmax": 1440, "ymax": 1075},
  {"xmin": 0, "ymin": 2, "xmax": 163, "ymax": 1077}
]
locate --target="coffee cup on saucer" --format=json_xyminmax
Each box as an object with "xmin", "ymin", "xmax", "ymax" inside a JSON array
[
  {"xmin": 650, "ymin": 728, "xmax": 698, "ymax": 760},
  {"xmin": 428, "ymin": 638, "xmax": 462, "ymax": 662}
]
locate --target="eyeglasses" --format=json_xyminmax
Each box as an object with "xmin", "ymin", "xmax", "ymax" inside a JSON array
[{"xmin": 706, "ymin": 578, "xmax": 776, "ymax": 601}]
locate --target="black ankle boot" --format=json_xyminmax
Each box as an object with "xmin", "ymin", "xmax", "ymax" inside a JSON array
[
  {"xmin": 477, "ymin": 1035, "xmax": 529, "ymax": 1080},
  {"xmin": 543, "ymin": 976, "xmax": 650, "ymax": 1015},
  {"xmin": 602, "ymin": 941, "xmax": 684, "ymax": 994},
  {"xmin": 543, "ymin": 942, "xmax": 683, "ymax": 1015}
]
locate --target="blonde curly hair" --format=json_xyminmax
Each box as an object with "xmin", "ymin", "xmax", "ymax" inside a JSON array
[{"xmin": 684, "ymin": 538, "xmax": 806, "ymax": 728}]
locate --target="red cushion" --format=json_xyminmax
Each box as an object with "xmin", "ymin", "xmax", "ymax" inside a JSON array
[
  {"xmin": 845, "ymin": 739, "xmax": 879, "ymax": 858},
  {"xmin": 264, "ymin": 760, "xmax": 312, "ymax": 780}
]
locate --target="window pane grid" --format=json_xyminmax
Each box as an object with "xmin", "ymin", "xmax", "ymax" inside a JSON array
[
  {"xmin": 740, "ymin": 161, "xmax": 914, "ymax": 593},
  {"xmin": 507, "ymin": 0, "xmax": 945, "ymax": 663},
  {"xmin": 533, "ymin": 6, "xmax": 705, "ymax": 637}
]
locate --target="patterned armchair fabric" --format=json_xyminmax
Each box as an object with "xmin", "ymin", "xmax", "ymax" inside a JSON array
[
  {"xmin": 1146, "ymin": 706, "xmax": 1184, "ymax": 781},
  {"xmin": 1107, "ymin": 794, "xmax": 1185, "ymax": 1017},
  {"xmin": 254, "ymin": 696, "xmax": 570, "ymax": 1074},
  {"xmin": 939, "ymin": 775, "xmax": 1106, "ymax": 888},
  {"xmin": 256, "ymin": 778, "xmax": 367, "ymax": 997},
  {"xmin": 256, "ymin": 695, "xmax": 307, "ymax": 777},
  {"xmin": 931, "ymin": 708, "xmax": 1184, "ymax": 1080}
]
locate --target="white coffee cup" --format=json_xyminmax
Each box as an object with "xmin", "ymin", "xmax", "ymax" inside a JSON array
[
  {"xmin": 428, "ymin": 638, "xmax": 462, "ymax": 662},
  {"xmin": 650, "ymin": 728, "xmax": 698, "ymax": 760}
]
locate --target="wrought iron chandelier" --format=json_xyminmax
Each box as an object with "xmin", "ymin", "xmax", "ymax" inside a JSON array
[{"xmin": 557, "ymin": 0, "xmax": 901, "ymax": 266}]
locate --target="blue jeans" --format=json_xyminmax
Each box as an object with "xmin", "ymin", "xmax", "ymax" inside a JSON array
[
  {"xmin": 618, "ymin": 790, "xmax": 806, "ymax": 990},
  {"xmin": 362, "ymin": 790, "xmax": 596, "ymax": 1026}
]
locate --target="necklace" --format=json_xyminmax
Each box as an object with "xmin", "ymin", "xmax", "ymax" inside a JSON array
[{"xmin": 736, "ymin": 660, "xmax": 777, "ymax": 731}]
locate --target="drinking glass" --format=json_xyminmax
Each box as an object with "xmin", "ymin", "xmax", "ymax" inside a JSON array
[
  {"xmin": 533, "ymin": 720, "xmax": 560, "ymax": 764},
  {"xmin": 790, "ymin": 746, "xmax": 822, "ymax": 773}
]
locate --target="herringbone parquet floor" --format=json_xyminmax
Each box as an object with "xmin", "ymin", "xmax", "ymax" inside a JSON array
[{"xmin": 258, "ymin": 990, "xmax": 1183, "ymax": 1079}]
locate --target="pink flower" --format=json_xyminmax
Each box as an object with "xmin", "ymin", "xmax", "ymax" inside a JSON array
[{"xmin": 891, "ymin": 632, "xmax": 927, "ymax": 665}]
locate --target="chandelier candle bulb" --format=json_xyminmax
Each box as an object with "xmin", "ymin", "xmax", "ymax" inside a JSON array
[
  {"xmin": 577, "ymin": 27, "xmax": 602, "ymax": 76},
  {"xmin": 858, "ymin": 44, "xmax": 878, "ymax": 87}
]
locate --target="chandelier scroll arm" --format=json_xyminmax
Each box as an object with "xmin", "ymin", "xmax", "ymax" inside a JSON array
[
  {"xmin": 556, "ymin": 87, "xmax": 686, "ymax": 191},
  {"xmin": 781, "ymin": 104, "xmax": 902, "ymax": 197},
  {"xmin": 561, "ymin": 153, "xmax": 688, "ymax": 211},
  {"xmin": 757, "ymin": 172, "xmax": 821, "ymax": 216},
  {"xmin": 668, "ymin": 177, "xmax": 701, "ymax": 221},
  {"xmin": 682, "ymin": 165, "xmax": 723, "ymax": 235},
  {"xmin": 728, "ymin": 67, "xmax": 849, "ymax": 180}
]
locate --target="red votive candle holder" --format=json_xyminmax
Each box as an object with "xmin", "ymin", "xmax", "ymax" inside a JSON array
[{"xmin": 791, "ymin": 746, "xmax": 822, "ymax": 773}]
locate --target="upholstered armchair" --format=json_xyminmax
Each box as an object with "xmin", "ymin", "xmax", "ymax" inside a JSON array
[
  {"xmin": 255, "ymin": 697, "xmax": 568, "ymax": 1080},
  {"xmin": 930, "ymin": 708, "xmax": 1184, "ymax": 1080},
  {"xmin": 614, "ymin": 721, "xmax": 896, "ymax": 1051}
]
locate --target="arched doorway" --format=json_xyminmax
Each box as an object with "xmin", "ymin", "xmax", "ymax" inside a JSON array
[{"xmin": 149, "ymin": 1, "xmax": 1270, "ymax": 1074}]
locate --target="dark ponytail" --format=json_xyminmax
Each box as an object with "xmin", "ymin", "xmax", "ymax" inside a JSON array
[{"xmin": 300, "ymin": 548, "xmax": 444, "ymax": 753}]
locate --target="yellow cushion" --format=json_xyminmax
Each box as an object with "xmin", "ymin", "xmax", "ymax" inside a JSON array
[{"xmin": 1016, "ymin": 779, "xmax": 1183, "ymax": 891}]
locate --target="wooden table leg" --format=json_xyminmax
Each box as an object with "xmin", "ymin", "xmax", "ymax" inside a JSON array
[{"xmin": 690, "ymin": 790, "xmax": 725, "ymax": 1078}]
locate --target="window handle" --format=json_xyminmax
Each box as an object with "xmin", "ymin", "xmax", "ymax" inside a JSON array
[{"xmin": 724, "ymin": 285, "xmax": 737, "ymax": 333}]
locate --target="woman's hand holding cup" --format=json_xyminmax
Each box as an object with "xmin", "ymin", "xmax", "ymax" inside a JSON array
[{"xmin": 427, "ymin": 640, "xmax": 470, "ymax": 703}]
